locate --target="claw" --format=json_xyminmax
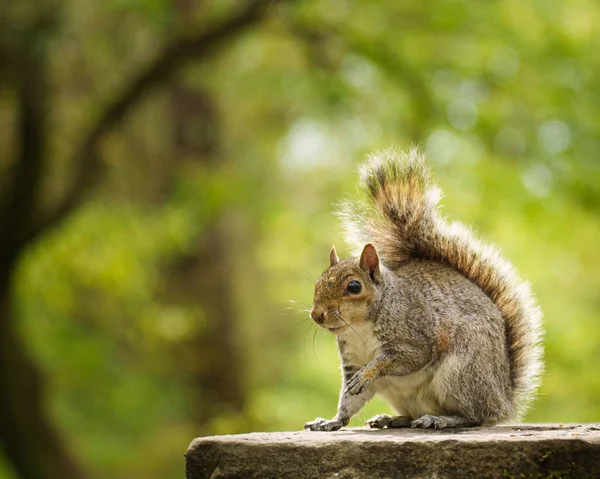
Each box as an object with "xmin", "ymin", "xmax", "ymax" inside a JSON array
[
  {"xmin": 304, "ymin": 417, "xmax": 344, "ymax": 432},
  {"xmin": 411, "ymin": 414, "xmax": 469, "ymax": 429},
  {"xmin": 366, "ymin": 414, "xmax": 392, "ymax": 429},
  {"xmin": 411, "ymin": 414, "xmax": 436, "ymax": 429}
]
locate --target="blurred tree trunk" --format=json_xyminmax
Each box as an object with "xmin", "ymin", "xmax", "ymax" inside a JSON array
[
  {"xmin": 166, "ymin": 218, "xmax": 246, "ymax": 425},
  {"xmin": 164, "ymin": 0, "xmax": 245, "ymax": 427},
  {"xmin": 0, "ymin": 277, "xmax": 87, "ymax": 479},
  {"xmin": 0, "ymin": 1, "xmax": 278, "ymax": 475},
  {"xmin": 0, "ymin": 17, "xmax": 88, "ymax": 479}
]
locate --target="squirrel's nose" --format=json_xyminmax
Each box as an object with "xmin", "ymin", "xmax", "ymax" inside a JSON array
[{"xmin": 310, "ymin": 306, "xmax": 326, "ymax": 324}]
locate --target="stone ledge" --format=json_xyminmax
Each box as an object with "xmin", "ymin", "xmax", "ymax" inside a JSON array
[{"xmin": 185, "ymin": 424, "xmax": 600, "ymax": 479}]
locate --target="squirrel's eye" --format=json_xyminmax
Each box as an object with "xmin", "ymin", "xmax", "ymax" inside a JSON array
[{"xmin": 346, "ymin": 280, "xmax": 362, "ymax": 294}]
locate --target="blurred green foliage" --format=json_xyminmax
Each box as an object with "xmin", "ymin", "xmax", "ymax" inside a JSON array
[{"xmin": 1, "ymin": 0, "xmax": 600, "ymax": 477}]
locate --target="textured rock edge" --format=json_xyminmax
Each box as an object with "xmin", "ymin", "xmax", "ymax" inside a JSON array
[{"xmin": 185, "ymin": 424, "xmax": 600, "ymax": 479}]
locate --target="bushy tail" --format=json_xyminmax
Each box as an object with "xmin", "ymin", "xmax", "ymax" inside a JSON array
[{"xmin": 339, "ymin": 148, "xmax": 544, "ymax": 418}]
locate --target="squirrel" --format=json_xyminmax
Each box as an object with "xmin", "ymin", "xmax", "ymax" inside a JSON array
[{"xmin": 304, "ymin": 148, "xmax": 543, "ymax": 431}]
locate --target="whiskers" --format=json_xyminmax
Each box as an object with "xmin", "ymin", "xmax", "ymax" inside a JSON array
[
  {"xmin": 286, "ymin": 299, "xmax": 322, "ymax": 355},
  {"xmin": 301, "ymin": 269, "xmax": 316, "ymax": 285},
  {"xmin": 283, "ymin": 300, "xmax": 311, "ymax": 318},
  {"xmin": 283, "ymin": 299, "xmax": 311, "ymax": 312},
  {"xmin": 285, "ymin": 300, "xmax": 367, "ymax": 356},
  {"xmin": 333, "ymin": 309, "xmax": 366, "ymax": 345}
]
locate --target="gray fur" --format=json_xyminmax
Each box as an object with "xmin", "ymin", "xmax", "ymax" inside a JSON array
[{"xmin": 305, "ymin": 148, "xmax": 543, "ymax": 431}]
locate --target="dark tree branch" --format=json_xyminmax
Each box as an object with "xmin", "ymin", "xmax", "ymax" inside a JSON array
[{"xmin": 28, "ymin": 0, "xmax": 286, "ymax": 243}]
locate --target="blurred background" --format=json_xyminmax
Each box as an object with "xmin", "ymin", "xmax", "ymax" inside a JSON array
[{"xmin": 1, "ymin": 0, "xmax": 599, "ymax": 477}]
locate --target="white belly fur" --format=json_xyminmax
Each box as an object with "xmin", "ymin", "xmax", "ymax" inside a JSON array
[
  {"xmin": 340, "ymin": 321, "xmax": 445, "ymax": 418},
  {"xmin": 340, "ymin": 321, "xmax": 381, "ymax": 366}
]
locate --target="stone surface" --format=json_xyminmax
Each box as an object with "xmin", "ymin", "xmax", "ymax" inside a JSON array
[{"xmin": 186, "ymin": 424, "xmax": 600, "ymax": 479}]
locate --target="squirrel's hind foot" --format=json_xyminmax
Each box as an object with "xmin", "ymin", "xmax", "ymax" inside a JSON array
[
  {"xmin": 410, "ymin": 414, "xmax": 478, "ymax": 429},
  {"xmin": 366, "ymin": 414, "xmax": 412, "ymax": 429}
]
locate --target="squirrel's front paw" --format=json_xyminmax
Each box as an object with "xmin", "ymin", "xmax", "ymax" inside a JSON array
[
  {"xmin": 345, "ymin": 369, "xmax": 374, "ymax": 395},
  {"xmin": 304, "ymin": 417, "xmax": 345, "ymax": 431}
]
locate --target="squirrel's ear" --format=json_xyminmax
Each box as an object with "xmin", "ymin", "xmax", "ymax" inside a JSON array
[
  {"xmin": 359, "ymin": 244, "xmax": 381, "ymax": 282},
  {"xmin": 329, "ymin": 246, "xmax": 339, "ymax": 267}
]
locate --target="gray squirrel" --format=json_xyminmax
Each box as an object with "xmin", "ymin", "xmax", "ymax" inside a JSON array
[{"xmin": 305, "ymin": 149, "xmax": 544, "ymax": 430}]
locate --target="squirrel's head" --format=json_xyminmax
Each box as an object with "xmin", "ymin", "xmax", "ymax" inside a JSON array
[{"xmin": 310, "ymin": 243, "xmax": 383, "ymax": 334}]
